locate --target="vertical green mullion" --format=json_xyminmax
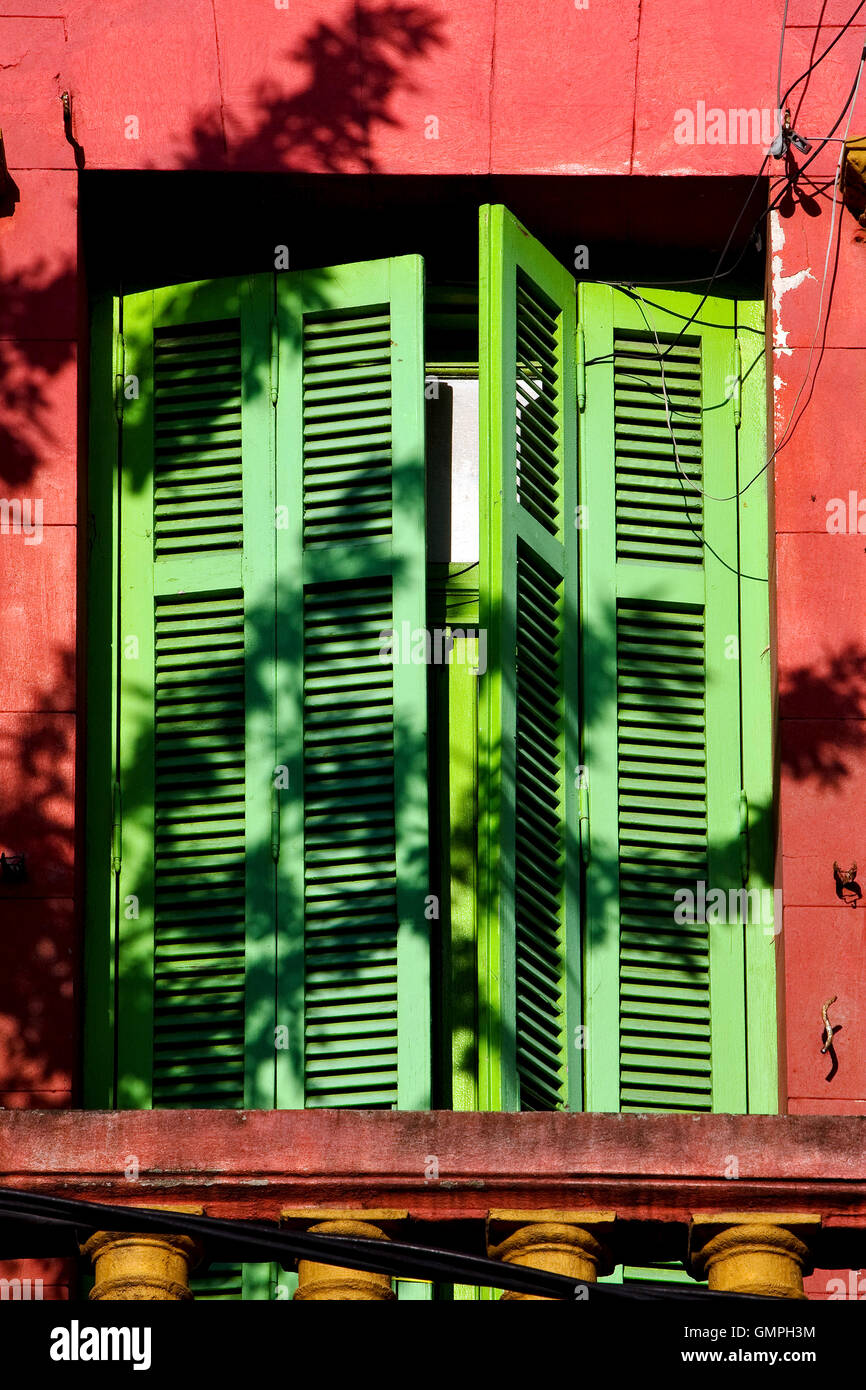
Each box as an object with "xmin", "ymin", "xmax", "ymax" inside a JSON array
[
  {"xmin": 397, "ymin": 1281, "xmax": 434, "ymax": 1300},
  {"xmin": 240, "ymin": 275, "xmax": 279, "ymax": 1110},
  {"xmin": 699, "ymin": 304, "xmax": 747, "ymax": 1114},
  {"xmin": 579, "ymin": 283, "xmax": 620, "ymax": 1114},
  {"xmin": 479, "ymin": 204, "xmax": 518, "ymax": 1111},
  {"xmin": 115, "ymin": 290, "xmax": 157, "ymax": 1109},
  {"xmin": 557, "ymin": 288, "xmax": 581, "ymax": 1115},
  {"xmin": 274, "ymin": 270, "xmax": 305, "ymax": 1111},
  {"xmin": 83, "ymin": 292, "xmax": 121, "ymax": 1108},
  {"xmin": 242, "ymin": 1264, "xmax": 277, "ymax": 1301},
  {"xmin": 736, "ymin": 297, "xmax": 777, "ymax": 1114},
  {"xmin": 448, "ymin": 637, "xmax": 479, "ymax": 1111},
  {"xmin": 390, "ymin": 256, "xmax": 431, "ymax": 1109}
]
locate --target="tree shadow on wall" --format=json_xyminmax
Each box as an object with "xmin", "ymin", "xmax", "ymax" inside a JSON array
[
  {"xmin": 0, "ymin": 1, "xmax": 446, "ymax": 493},
  {"xmin": 166, "ymin": 3, "xmax": 446, "ymax": 172},
  {"xmin": 0, "ymin": 0, "xmax": 447, "ymax": 1112}
]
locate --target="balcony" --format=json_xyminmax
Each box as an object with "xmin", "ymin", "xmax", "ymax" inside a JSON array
[{"xmin": 1, "ymin": 1111, "xmax": 865, "ymax": 1299}]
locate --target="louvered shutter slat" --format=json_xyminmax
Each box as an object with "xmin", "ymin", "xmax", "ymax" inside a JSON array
[
  {"xmin": 117, "ymin": 275, "xmax": 276, "ymax": 1113},
  {"xmin": 276, "ymin": 256, "xmax": 431, "ymax": 1111},
  {"xmin": 581, "ymin": 284, "xmax": 747, "ymax": 1117},
  {"xmin": 479, "ymin": 205, "xmax": 581, "ymax": 1112}
]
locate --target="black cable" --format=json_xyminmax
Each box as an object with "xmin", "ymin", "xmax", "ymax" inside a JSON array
[
  {"xmin": 0, "ymin": 1188, "xmax": 776, "ymax": 1301},
  {"xmin": 777, "ymin": 0, "xmax": 791, "ymax": 115},
  {"xmin": 608, "ymin": 8, "xmax": 866, "ymax": 297},
  {"xmin": 780, "ymin": 0, "xmax": 866, "ymax": 115},
  {"xmin": 632, "ymin": 157, "xmax": 770, "ymax": 358},
  {"xmin": 585, "ymin": 37, "xmax": 866, "ymax": 527},
  {"xmin": 773, "ymin": 44, "xmax": 866, "ymax": 193}
]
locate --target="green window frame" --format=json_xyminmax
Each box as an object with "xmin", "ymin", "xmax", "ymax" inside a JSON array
[
  {"xmin": 85, "ymin": 203, "xmax": 776, "ymax": 1293},
  {"xmin": 474, "ymin": 207, "xmax": 776, "ymax": 1117},
  {"xmin": 86, "ymin": 260, "xmax": 431, "ymax": 1116}
]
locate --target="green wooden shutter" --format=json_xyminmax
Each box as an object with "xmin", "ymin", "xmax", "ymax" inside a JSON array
[
  {"xmin": 580, "ymin": 283, "xmax": 748, "ymax": 1114},
  {"xmin": 736, "ymin": 297, "xmax": 777, "ymax": 1114},
  {"xmin": 275, "ymin": 256, "xmax": 431, "ymax": 1110},
  {"xmin": 478, "ymin": 205, "xmax": 581, "ymax": 1112},
  {"xmin": 115, "ymin": 274, "xmax": 277, "ymax": 1111}
]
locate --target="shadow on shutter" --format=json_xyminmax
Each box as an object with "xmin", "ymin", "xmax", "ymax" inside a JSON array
[
  {"xmin": 116, "ymin": 275, "xmax": 276, "ymax": 1114},
  {"xmin": 581, "ymin": 284, "xmax": 745, "ymax": 1117},
  {"xmin": 613, "ymin": 332, "xmax": 703, "ymax": 566},
  {"xmin": 302, "ymin": 579, "xmax": 400, "ymax": 1108},
  {"xmin": 277, "ymin": 255, "xmax": 430, "ymax": 1113},
  {"xmin": 616, "ymin": 603, "xmax": 712, "ymax": 1112},
  {"xmin": 514, "ymin": 543, "xmax": 567, "ymax": 1111},
  {"xmin": 152, "ymin": 321, "xmax": 244, "ymax": 554},
  {"xmin": 152, "ymin": 594, "xmax": 247, "ymax": 1108},
  {"xmin": 478, "ymin": 204, "xmax": 580, "ymax": 1113}
]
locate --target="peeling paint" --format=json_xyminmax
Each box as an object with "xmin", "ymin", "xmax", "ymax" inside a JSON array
[
  {"xmin": 773, "ymin": 372, "xmax": 786, "ymax": 430},
  {"xmin": 771, "ymin": 213, "xmax": 814, "ymax": 359}
]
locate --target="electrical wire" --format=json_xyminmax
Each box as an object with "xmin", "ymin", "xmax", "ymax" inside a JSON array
[
  {"xmin": 625, "ymin": 287, "xmax": 768, "ymax": 584},
  {"xmin": 768, "ymin": 42, "xmax": 866, "ymax": 473},
  {"xmin": 610, "ymin": 27, "xmax": 865, "ymax": 578},
  {"xmin": 777, "ymin": 0, "xmax": 791, "ymax": 115},
  {"xmin": 610, "ymin": 157, "xmax": 770, "ymax": 358},
  {"xmin": 582, "ymin": 28, "xmax": 866, "ymax": 556},
  {"xmin": 602, "ymin": 3, "xmax": 866, "ymax": 300},
  {"xmin": 780, "ymin": 0, "xmax": 866, "ymax": 115},
  {"xmin": 623, "ymin": 77, "xmax": 856, "ymax": 531},
  {"xmin": 0, "ymin": 1188, "xmax": 777, "ymax": 1302}
]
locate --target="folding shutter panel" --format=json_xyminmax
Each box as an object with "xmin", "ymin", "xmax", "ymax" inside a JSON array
[
  {"xmin": 116, "ymin": 275, "xmax": 277, "ymax": 1111},
  {"xmin": 580, "ymin": 283, "xmax": 746, "ymax": 1115},
  {"xmin": 84, "ymin": 293, "xmax": 120, "ymax": 1109},
  {"xmin": 275, "ymin": 256, "xmax": 431, "ymax": 1110},
  {"xmin": 478, "ymin": 205, "xmax": 581, "ymax": 1112},
  {"xmin": 736, "ymin": 297, "xmax": 777, "ymax": 1113}
]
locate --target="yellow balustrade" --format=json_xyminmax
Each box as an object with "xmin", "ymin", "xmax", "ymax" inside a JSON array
[
  {"xmin": 688, "ymin": 1213, "xmax": 821, "ymax": 1299},
  {"xmin": 487, "ymin": 1209, "xmax": 616, "ymax": 1301}
]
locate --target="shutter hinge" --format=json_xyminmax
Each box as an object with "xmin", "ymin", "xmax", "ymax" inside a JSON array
[
  {"xmin": 111, "ymin": 781, "xmax": 122, "ymax": 874},
  {"xmin": 270, "ymin": 782, "xmax": 281, "ymax": 863},
  {"xmin": 576, "ymin": 325, "xmax": 586, "ymax": 412},
  {"xmin": 738, "ymin": 788, "xmax": 749, "ymax": 883},
  {"xmin": 578, "ymin": 783, "xmax": 590, "ymax": 864},
  {"xmin": 269, "ymin": 316, "xmax": 279, "ymax": 405},
  {"xmin": 114, "ymin": 332, "xmax": 125, "ymax": 422},
  {"xmin": 731, "ymin": 337, "xmax": 742, "ymax": 429}
]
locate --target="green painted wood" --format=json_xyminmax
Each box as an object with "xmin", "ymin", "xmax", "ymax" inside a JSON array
[
  {"xmin": 83, "ymin": 292, "xmax": 121, "ymax": 1109},
  {"xmin": 396, "ymin": 1280, "xmax": 435, "ymax": 1300},
  {"xmin": 478, "ymin": 205, "xmax": 581, "ymax": 1113},
  {"xmin": 275, "ymin": 256, "xmax": 431, "ymax": 1110},
  {"xmin": 735, "ymin": 296, "xmax": 778, "ymax": 1114},
  {"xmin": 116, "ymin": 274, "xmax": 276, "ymax": 1110},
  {"xmin": 448, "ymin": 635, "xmax": 480, "ymax": 1111},
  {"xmin": 580, "ymin": 283, "xmax": 747, "ymax": 1115}
]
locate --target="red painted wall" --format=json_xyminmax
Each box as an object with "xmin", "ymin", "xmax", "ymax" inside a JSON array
[{"xmin": 2, "ymin": 1, "xmax": 866, "ymax": 1262}]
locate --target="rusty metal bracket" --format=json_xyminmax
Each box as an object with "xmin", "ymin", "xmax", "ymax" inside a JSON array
[
  {"xmin": 60, "ymin": 91, "xmax": 85, "ymax": 169},
  {"xmin": 821, "ymin": 996, "xmax": 838, "ymax": 1055}
]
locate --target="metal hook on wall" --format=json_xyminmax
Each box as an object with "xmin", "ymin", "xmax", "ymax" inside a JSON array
[
  {"xmin": 821, "ymin": 995, "xmax": 838, "ymax": 1055},
  {"xmin": 60, "ymin": 91, "xmax": 85, "ymax": 170},
  {"xmin": 833, "ymin": 862, "xmax": 861, "ymax": 907}
]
